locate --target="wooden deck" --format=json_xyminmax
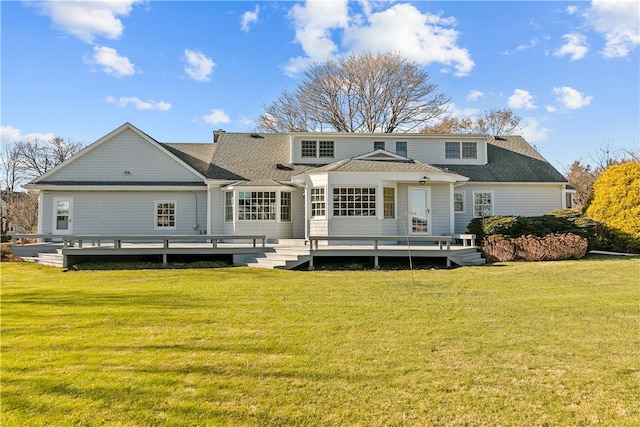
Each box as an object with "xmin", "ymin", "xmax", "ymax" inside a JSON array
[{"xmin": 11, "ymin": 234, "xmax": 484, "ymax": 269}]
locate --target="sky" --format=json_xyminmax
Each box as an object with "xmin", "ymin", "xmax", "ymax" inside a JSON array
[{"xmin": 2, "ymin": 0, "xmax": 639, "ymax": 172}]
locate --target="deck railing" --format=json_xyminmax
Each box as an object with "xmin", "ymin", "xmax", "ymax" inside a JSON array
[
  {"xmin": 308, "ymin": 235, "xmax": 453, "ymax": 251},
  {"xmin": 10, "ymin": 234, "xmax": 267, "ymax": 249}
]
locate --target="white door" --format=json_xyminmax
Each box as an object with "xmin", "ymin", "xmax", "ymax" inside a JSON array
[
  {"xmin": 53, "ymin": 198, "xmax": 73, "ymax": 234},
  {"xmin": 409, "ymin": 188, "xmax": 430, "ymax": 235}
]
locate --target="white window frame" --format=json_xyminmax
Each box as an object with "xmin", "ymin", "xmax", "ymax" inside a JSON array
[
  {"xmin": 383, "ymin": 187, "xmax": 396, "ymax": 219},
  {"xmin": 310, "ymin": 187, "xmax": 326, "ymax": 218},
  {"xmin": 473, "ymin": 191, "xmax": 493, "ymax": 218},
  {"xmin": 301, "ymin": 140, "xmax": 334, "ymax": 158},
  {"xmin": 238, "ymin": 191, "xmax": 277, "ymax": 221},
  {"xmin": 395, "ymin": 141, "xmax": 407, "ymax": 157},
  {"xmin": 332, "ymin": 187, "xmax": 377, "ymax": 217},
  {"xmin": 155, "ymin": 200, "xmax": 177, "ymax": 230},
  {"xmin": 224, "ymin": 192, "xmax": 233, "ymax": 222},
  {"xmin": 280, "ymin": 191, "xmax": 292, "ymax": 222},
  {"xmin": 446, "ymin": 142, "xmax": 477, "ymax": 160},
  {"xmin": 454, "ymin": 191, "xmax": 465, "ymax": 214}
]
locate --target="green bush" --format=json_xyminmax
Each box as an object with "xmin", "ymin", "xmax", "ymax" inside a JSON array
[{"xmin": 467, "ymin": 210, "xmax": 600, "ymax": 248}]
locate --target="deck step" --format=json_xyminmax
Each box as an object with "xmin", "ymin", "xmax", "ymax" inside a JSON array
[
  {"xmin": 32, "ymin": 252, "xmax": 65, "ymax": 268},
  {"xmin": 448, "ymin": 250, "xmax": 485, "ymax": 267}
]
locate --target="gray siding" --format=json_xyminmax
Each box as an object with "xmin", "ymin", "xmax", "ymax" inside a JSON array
[
  {"xmin": 46, "ymin": 128, "xmax": 202, "ymax": 183},
  {"xmin": 453, "ymin": 183, "xmax": 566, "ymax": 233},
  {"xmin": 40, "ymin": 191, "xmax": 207, "ymax": 235}
]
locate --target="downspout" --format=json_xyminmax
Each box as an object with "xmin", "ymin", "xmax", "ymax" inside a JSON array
[{"xmin": 191, "ymin": 192, "xmax": 200, "ymax": 233}]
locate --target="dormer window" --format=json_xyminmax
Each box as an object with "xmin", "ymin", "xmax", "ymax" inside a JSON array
[
  {"xmin": 301, "ymin": 140, "xmax": 334, "ymax": 158},
  {"xmin": 445, "ymin": 142, "xmax": 477, "ymax": 159}
]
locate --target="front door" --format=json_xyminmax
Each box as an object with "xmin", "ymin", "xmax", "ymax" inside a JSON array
[
  {"xmin": 53, "ymin": 198, "xmax": 73, "ymax": 234},
  {"xmin": 409, "ymin": 188, "xmax": 430, "ymax": 235}
]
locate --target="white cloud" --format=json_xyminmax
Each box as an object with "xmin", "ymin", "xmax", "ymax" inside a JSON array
[
  {"xmin": 585, "ymin": 0, "xmax": 640, "ymax": 58},
  {"xmin": 36, "ymin": 0, "xmax": 142, "ymax": 43},
  {"xmin": 554, "ymin": 33, "xmax": 588, "ymax": 61},
  {"xmin": 85, "ymin": 46, "xmax": 135, "ymax": 77},
  {"xmin": 507, "ymin": 89, "xmax": 537, "ymax": 110},
  {"xmin": 552, "ymin": 86, "xmax": 593, "ymax": 109},
  {"xmin": 519, "ymin": 117, "xmax": 550, "ymax": 143},
  {"xmin": 466, "ymin": 90, "xmax": 484, "ymax": 102},
  {"xmin": 106, "ymin": 96, "xmax": 172, "ymax": 111},
  {"xmin": 241, "ymin": 5, "xmax": 260, "ymax": 32},
  {"xmin": 201, "ymin": 109, "xmax": 231, "ymax": 125},
  {"xmin": 284, "ymin": 0, "xmax": 350, "ymax": 75},
  {"xmin": 284, "ymin": 1, "xmax": 474, "ymax": 77},
  {"xmin": 184, "ymin": 49, "xmax": 215, "ymax": 82},
  {"xmin": 0, "ymin": 125, "xmax": 55, "ymax": 144}
]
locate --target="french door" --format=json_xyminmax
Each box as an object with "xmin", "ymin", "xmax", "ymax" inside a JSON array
[{"xmin": 409, "ymin": 188, "xmax": 431, "ymax": 235}]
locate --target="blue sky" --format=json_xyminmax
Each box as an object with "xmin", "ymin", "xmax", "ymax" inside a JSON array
[{"xmin": 2, "ymin": 0, "xmax": 639, "ymax": 171}]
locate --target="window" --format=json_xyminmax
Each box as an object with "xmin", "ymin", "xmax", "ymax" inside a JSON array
[
  {"xmin": 446, "ymin": 141, "xmax": 477, "ymax": 159},
  {"xmin": 281, "ymin": 192, "xmax": 292, "ymax": 222},
  {"xmin": 454, "ymin": 191, "xmax": 465, "ymax": 213},
  {"xmin": 565, "ymin": 192, "xmax": 574, "ymax": 209},
  {"xmin": 301, "ymin": 140, "xmax": 317, "ymax": 158},
  {"xmin": 318, "ymin": 140, "xmax": 334, "ymax": 157},
  {"xmin": 311, "ymin": 188, "xmax": 325, "ymax": 217},
  {"xmin": 445, "ymin": 142, "xmax": 460, "ymax": 159},
  {"xmin": 473, "ymin": 192, "xmax": 493, "ymax": 217},
  {"xmin": 333, "ymin": 187, "xmax": 376, "ymax": 217},
  {"xmin": 238, "ymin": 191, "xmax": 276, "ymax": 221},
  {"xmin": 374, "ymin": 141, "xmax": 385, "ymax": 151},
  {"xmin": 225, "ymin": 192, "xmax": 233, "ymax": 222},
  {"xmin": 156, "ymin": 201, "xmax": 176, "ymax": 229},
  {"xmin": 396, "ymin": 141, "xmax": 407, "ymax": 157},
  {"xmin": 383, "ymin": 187, "xmax": 395, "ymax": 218},
  {"xmin": 302, "ymin": 140, "xmax": 334, "ymax": 158}
]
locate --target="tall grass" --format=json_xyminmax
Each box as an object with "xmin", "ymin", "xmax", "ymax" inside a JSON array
[{"xmin": 2, "ymin": 257, "xmax": 638, "ymax": 426}]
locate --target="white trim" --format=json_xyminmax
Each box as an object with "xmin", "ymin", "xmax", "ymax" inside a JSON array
[
  {"xmin": 28, "ymin": 185, "xmax": 206, "ymax": 192},
  {"xmin": 408, "ymin": 186, "xmax": 431, "ymax": 235},
  {"xmin": 154, "ymin": 200, "xmax": 177, "ymax": 230},
  {"xmin": 472, "ymin": 190, "xmax": 494, "ymax": 218},
  {"xmin": 52, "ymin": 197, "xmax": 73, "ymax": 235},
  {"xmin": 353, "ymin": 149, "xmax": 409, "ymax": 161},
  {"xmin": 454, "ymin": 190, "xmax": 466, "ymax": 214}
]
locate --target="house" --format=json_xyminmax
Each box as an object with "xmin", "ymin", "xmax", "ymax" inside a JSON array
[{"xmin": 26, "ymin": 122, "xmax": 571, "ymax": 244}]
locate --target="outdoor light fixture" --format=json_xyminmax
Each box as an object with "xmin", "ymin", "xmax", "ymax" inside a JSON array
[{"xmin": 419, "ymin": 176, "xmax": 428, "ymax": 185}]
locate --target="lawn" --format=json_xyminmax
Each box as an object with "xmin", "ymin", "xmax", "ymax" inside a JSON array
[{"xmin": 2, "ymin": 257, "xmax": 639, "ymax": 426}]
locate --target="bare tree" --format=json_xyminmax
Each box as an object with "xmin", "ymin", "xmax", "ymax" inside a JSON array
[
  {"xmin": 257, "ymin": 51, "xmax": 449, "ymax": 133},
  {"xmin": 566, "ymin": 161, "xmax": 598, "ymax": 212},
  {"xmin": 422, "ymin": 108, "xmax": 522, "ymax": 135},
  {"xmin": 15, "ymin": 136, "xmax": 83, "ymax": 181}
]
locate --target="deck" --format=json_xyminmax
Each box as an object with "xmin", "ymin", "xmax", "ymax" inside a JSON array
[{"xmin": 11, "ymin": 234, "xmax": 483, "ymax": 269}]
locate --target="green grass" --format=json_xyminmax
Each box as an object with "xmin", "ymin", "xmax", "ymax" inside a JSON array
[{"xmin": 2, "ymin": 257, "xmax": 639, "ymax": 426}]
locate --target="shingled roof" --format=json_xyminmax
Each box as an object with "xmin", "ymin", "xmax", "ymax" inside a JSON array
[
  {"xmin": 160, "ymin": 133, "xmax": 566, "ymax": 184},
  {"xmin": 434, "ymin": 136, "xmax": 567, "ymax": 183}
]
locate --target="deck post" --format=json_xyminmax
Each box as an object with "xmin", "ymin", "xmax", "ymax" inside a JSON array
[
  {"xmin": 162, "ymin": 253, "xmax": 168, "ymax": 266},
  {"xmin": 308, "ymin": 255, "xmax": 315, "ymax": 271},
  {"xmin": 374, "ymin": 255, "xmax": 380, "ymax": 269}
]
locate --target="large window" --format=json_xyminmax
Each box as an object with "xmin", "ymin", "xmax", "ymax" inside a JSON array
[
  {"xmin": 280, "ymin": 192, "xmax": 292, "ymax": 222},
  {"xmin": 225, "ymin": 192, "xmax": 233, "ymax": 222},
  {"xmin": 156, "ymin": 201, "xmax": 176, "ymax": 229},
  {"xmin": 454, "ymin": 191, "xmax": 465, "ymax": 213},
  {"xmin": 311, "ymin": 188, "xmax": 325, "ymax": 217},
  {"xmin": 446, "ymin": 142, "xmax": 477, "ymax": 159},
  {"xmin": 333, "ymin": 187, "xmax": 376, "ymax": 217},
  {"xmin": 301, "ymin": 140, "xmax": 317, "ymax": 157},
  {"xmin": 473, "ymin": 192, "xmax": 493, "ymax": 217},
  {"xmin": 318, "ymin": 140, "xmax": 334, "ymax": 157},
  {"xmin": 238, "ymin": 191, "xmax": 276, "ymax": 221},
  {"xmin": 383, "ymin": 187, "xmax": 395, "ymax": 219},
  {"xmin": 301, "ymin": 140, "xmax": 334, "ymax": 158},
  {"xmin": 395, "ymin": 141, "xmax": 407, "ymax": 157}
]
